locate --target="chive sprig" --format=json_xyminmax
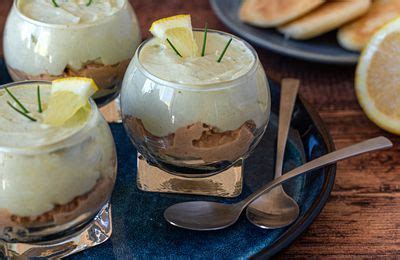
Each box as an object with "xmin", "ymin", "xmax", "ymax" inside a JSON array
[
  {"xmin": 37, "ymin": 85, "xmax": 42, "ymax": 113},
  {"xmin": 7, "ymin": 101, "xmax": 37, "ymax": 122},
  {"xmin": 3, "ymin": 85, "xmax": 44, "ymax": 122},
  {"xmin": 166, "ymin": 38, "xmax": 183, "ymax": 57},
  {"xmin": 201, "ymin": 23, "xmax": 208, "ymax": 57},
  {"xmin": 217, "ymin": 38, "xmax": 232, "ymax": 63},
  {"xmin": 5, "ymin": 87, "xmax": 29, "ymax": 113},
  {"xmin": 164, "ymin": 23, "xmax": 233, "ymax": 63}
]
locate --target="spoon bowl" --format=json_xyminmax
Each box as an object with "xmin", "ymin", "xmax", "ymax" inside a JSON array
[
  {"xmin": 246, "ymin": 186, "xmax": 299, "ymax": 229},
  {"xmin": 164, "ymin": 201, "xmax": 239, "ymax": 231}
]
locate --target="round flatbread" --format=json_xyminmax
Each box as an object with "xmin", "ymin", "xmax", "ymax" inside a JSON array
[
  {"xmin": 239, "ymin": 0, "xmax": 325, "ymax": 27},
  {"xmin": 278, "ymin": 0, "xmax": 371, "ymax": 40},
  {"xmin": 338, "ymin": 0, "xmax": 400, "ymax": 51}
]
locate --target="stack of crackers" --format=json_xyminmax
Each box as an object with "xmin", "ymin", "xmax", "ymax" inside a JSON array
[{"xmin": 239, "ymin": 0, "xmax": 400, "ymax": 51}]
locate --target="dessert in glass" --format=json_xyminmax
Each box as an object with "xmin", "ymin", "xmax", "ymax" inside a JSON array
[
  {"xmin": 121, "ymin": 15, "xmax": 270, "ymax": 195},
  {"xmin": 0, "ymin": 80, "xmax": 117, "ymax": 257},
  {"xmin": 3, "ymin": 0, "xmax": 141, "ymax": 106}
]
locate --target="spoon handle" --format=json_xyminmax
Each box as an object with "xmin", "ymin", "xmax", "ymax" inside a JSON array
[
  {"xmin": 239, "ymin": 136, "xmax": 392, "ymax": 208},
  {"xmin": 275, "ymin": 78, "xmax": 299, "ymax": 178}
]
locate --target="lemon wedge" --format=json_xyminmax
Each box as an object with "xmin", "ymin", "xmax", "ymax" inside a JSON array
[
  {"xmin": 43, "ymin": 77, "xmax": 98, "ymax": 126},
  {"xmin": 150, "ymin": 14, "xmax": 198, "ymax": 57},
  {"xmin": 356, "ymin": 17, "xmax": 400, "ymax": 134}
]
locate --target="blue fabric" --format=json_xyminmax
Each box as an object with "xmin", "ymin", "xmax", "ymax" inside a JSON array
[{"xmin": 68, "ymin": 119, "xmax": 325, "ymax": 259}]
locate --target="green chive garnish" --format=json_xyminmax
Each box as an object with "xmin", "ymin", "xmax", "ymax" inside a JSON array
[
  {"xmin": 5, "ymin": 87, "xmax": 29, "ymax": 114},
  {"xmin": 217, "ymin": 38, "xmax": 232, "ymax": 63},
  {"xmin": 166, "ymin": 38, "xmax": 182, "ymax": 57},
  {"xmin": 201, "ymin": 23, "xmax": 208, "ymax": 57},
  {"xmin": 87, "ymin": 0, "xmax": 93, "ymax": 6},
  {"xmin": 37, "ymin": 85, "xmax": 42, "ymax": 113},
  {"xmin": 52, "ymin": 0, "xmax": 59, "ymax": 7},
  {"xmin": 7, "ymin": 101, "xmax": 37, "ymax": 122}
]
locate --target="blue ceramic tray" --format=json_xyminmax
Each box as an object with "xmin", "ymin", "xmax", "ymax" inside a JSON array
[
  {"xmin": 210, "ymin": 0, "xmax": 359, "ymax": 65},
  {"xmin": 0, "ymin": 60, "xmax": 335, "ymax": 258}
]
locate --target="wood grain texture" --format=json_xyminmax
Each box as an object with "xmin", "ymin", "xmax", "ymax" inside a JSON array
[{"xmin": 0, "ymin": 0, "xmax": 399, "ymax": 257}]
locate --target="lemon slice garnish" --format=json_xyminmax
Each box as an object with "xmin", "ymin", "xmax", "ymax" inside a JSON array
[
  {"xmin": 150, "ymin": 14, "xmax": 198, "ymax": 58},
  {"xmin": 43, "ymin": 77, "xmax": 98, "ymax": 126},
  {"xmin": 356, "ymin": 17, "xmax": 400, "ymax": 134}
]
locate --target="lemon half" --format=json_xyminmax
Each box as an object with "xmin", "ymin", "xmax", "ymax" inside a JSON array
[
  {"xmin": 150, "ymin": 14, "xmax": 198, "ymax": 58},
  {"xmin": 356, "ymin": 17, "xmax": 400, "ymax": 134},
  {"xmin": 43, "ymin": 77, "xmax": 98, "ymax": 126}
]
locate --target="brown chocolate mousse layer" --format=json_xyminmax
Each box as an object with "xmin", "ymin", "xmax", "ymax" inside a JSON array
[
  {"xmin": 0, "ymin": 176, "xmax": 114, "ymax": 228},
  {"xmin": 125, "ymin": 116, "xmax": 256, "ymax": 163},
  {"xmin": 7, "ymin": 59, "xmax": 130, "ymax": 92}
]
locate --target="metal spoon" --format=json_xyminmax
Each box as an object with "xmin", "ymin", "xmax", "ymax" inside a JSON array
[
  {"xmin": 246, "ymin": 78, "xmax": 300, "ymax": 229},
  {"xmin": 164, "ymin": 137, "xmax": 392, "ymax": 231}
]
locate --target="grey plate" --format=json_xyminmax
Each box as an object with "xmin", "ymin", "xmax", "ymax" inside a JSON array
[{"xmin": 210, "ymin": 0, "xmax": 359, "ymax": 65}]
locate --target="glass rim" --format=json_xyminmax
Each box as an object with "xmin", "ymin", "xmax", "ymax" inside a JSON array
[
  {"xmin": 133, "ymin": 28, "xmax": 260, "ymax": 91},
  {"xmin": 0, "ymin": 80, "xmax": 98, "ymax": 155},
  {"xmin": 13, "ymin": 0, "xmax": 129, "ymax": 29}
]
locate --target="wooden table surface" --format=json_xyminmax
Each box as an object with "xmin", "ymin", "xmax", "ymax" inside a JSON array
[{"xmin": 1, "ymin": 0, "xmax": 399, "ymax": 258}]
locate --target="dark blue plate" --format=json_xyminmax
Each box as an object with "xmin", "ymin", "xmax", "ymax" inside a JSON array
[
  {"xmin": 210, "ymin": 0, "xmax": 359, "ymax": 65},
  {"xmin": 0, "ymin": 59, "xmax": 335, "ymax": 258}
]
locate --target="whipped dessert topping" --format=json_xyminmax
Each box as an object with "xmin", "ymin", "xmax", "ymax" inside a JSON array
[
  {"xmin": 4, "ymin": 0, "xmax": 140, "ymax": 76},
  {"xmin": 0, "ymin": 84, "xmax": 85, "ymax": 148},
  {"xmin": 0, "ymin": 83, "xmax": 116, "ymax": 217},
  {"xmin": 139, "ymin": 31, "xmax": 255, "ymax": 85},
  {"xmin": 18, "ymin": 0, "xmax": 125, "ymax": 25},
  {"xmin": 123, "ymin": 30, "xmax": 268, "ymax": 136}
]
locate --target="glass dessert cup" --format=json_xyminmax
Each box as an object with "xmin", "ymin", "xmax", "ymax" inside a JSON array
[
  {"xmin": 121, "ymin": 29, "xmax": 270, "ymax": 196},
  {"xmin": 0, "ymin": 81, "xmax": 117, "ymax": 257},
  {"xmin": 3, "ymin": 0, "xmax": 141, "ymax": 107}
]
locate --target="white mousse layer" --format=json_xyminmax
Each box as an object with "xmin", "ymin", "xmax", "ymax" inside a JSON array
[
  {"xmin": 20, "ymin": 0, "xmax": 124, "ymax": 25},
  {"xmin": 139, "ymin": 31, "xmax": 255, "ymax": 85},
  {"xmin": 4, "ymin": 0, "xmax": 140, "ymax": 76},
  {"xmin": 0, "ymin": 85, "xmax": 82, "ymax": 148},
  {"xmin": 0, "ymin": 84, "xmax": 115, "ymax": 216},
  {"xmin": 122, "ymin": 31, "xmax": 270, "ymax": 136}
]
